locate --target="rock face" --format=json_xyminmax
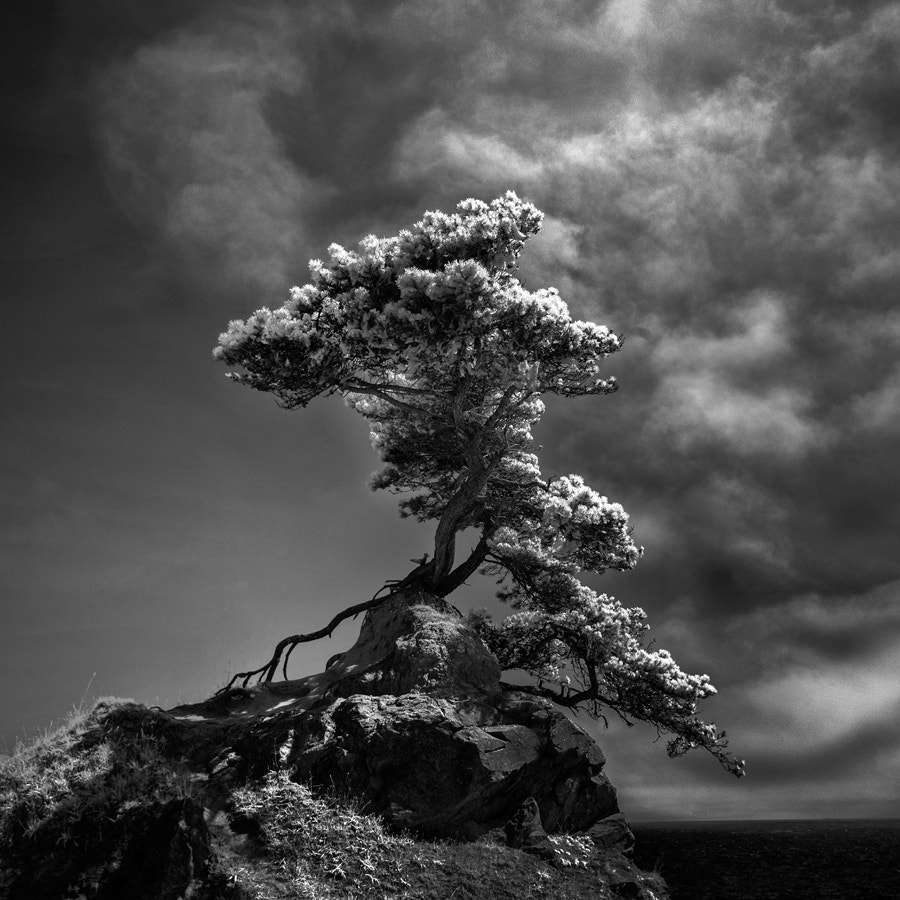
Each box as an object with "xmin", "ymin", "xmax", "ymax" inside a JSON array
[
  {"xmin": 168, "ymin": 589, "xmax": 619, "ymax": 839},
  {"xmin": 275, "ymin": 686, "xmax": 618, "ymax": 839}
]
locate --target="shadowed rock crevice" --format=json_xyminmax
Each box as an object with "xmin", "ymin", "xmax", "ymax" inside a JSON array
[{"xmin": 4, "ymin": 797, "xmax": 219, "ymax": 900}]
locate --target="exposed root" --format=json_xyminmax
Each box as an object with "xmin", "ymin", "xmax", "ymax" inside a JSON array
[
  {"xmin": 215, "ymin": 595, "xmax": 389, "ymax": 695},
  {"xmin": 216, "ymin": 561, "xmax": 436, "ymax": 695}
]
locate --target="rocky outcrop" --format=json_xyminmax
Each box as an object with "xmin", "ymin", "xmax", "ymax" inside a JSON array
[
  {"xmin": 270, "ymin": 686, "xmax": 618, "ymax": 839},
  {"xmin": 163, "ymin": 589, "xmax": 618, "ymax": 839},
  {"xmin": 1, "ymin": 587, "xmax": 668, "ymax": 898}
]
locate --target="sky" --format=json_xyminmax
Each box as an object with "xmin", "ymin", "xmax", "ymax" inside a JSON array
[{"xmin": 2, "ymin": 0, "xmax": 899, "ymax": 821}]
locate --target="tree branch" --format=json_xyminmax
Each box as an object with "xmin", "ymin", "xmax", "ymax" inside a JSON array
[
  {"xmin": 480, "ymin": 384, "xmax": 521, "ymax": 434},
  {"xmin": 344, "ymin": 378, "xmax": 434, "ymax": 396},
  {"xmin": 340, "ymin": 382, "xmax": 429, "ymax": 415},
  {"xmin": 497, "ymin": 678, "xmax": 617, "ymax": 712}
]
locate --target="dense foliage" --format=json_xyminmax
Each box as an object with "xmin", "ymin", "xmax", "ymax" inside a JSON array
[{"xmin": 215, "ymin": 192, "xmax": 743, "ymax": 776}]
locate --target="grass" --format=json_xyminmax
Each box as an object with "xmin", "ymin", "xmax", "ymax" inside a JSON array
[{"xmin": 221, "ymin": 770, "xmax": 644, "ymax": 900}]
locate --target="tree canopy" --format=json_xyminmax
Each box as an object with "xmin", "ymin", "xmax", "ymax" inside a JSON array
[{"xmin": 214, "ymin": 191, "xmax": 744, "ymax": 777}]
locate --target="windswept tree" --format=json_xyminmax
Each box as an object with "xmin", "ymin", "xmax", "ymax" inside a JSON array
[{"xmin": 214, "ymin": 192, "xmax": 744, "ymax": 777}]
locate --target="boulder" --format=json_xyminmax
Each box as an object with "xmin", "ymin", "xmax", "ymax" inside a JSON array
[
  {"xmin": 271, "ymin": 687, "xmax": 618, "ymax": 839},
  {"xmin": 587, "ymin": 812, "xmax": 636, "ymax": 856}
]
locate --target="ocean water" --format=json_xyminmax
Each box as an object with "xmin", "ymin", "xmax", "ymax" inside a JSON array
[{"xmin": 631, "ymin": 819, "xmax": 900, "ymax": 900}]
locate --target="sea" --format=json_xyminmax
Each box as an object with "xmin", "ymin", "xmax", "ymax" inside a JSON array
[{"xmin": 631, "ymin": 819, "xmax": 900, "ymax": 900}]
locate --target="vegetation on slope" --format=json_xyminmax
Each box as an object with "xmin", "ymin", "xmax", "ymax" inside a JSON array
[{"xmin": 0, "ymin": 698, "xmax": 197, "ymax": 860}]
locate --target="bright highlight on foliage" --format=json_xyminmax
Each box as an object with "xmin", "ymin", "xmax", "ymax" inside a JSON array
[{"xmin": 215, "ymin": 192, "xmax": 744, "ymax": 777}]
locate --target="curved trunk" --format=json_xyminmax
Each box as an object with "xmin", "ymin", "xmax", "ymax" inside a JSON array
[
  {"xmin": 430, "ymin": 462, "xmax": 489, "ymax": 584},
  {"xmin": 434, "ymin": 531, "xmax": 492, "ymax": 597}
]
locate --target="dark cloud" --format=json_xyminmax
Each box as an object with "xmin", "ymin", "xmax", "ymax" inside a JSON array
[{"xmin": 785, "ymin": 4, "xmax": 900, "ymax": 153}]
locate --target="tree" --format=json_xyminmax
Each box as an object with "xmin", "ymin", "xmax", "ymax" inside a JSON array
[{"xmin": 213, "ymin": 191, "xmax": 745, "ymax": 777}]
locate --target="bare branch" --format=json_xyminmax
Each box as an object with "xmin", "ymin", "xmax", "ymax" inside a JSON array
[
  {"xmin": 340, "ymin": 381, "xmax": 429, "ymax": 415},
  {"xmin": 344, "ymin": 378, "xmax": 435, "ymax": 396}
]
